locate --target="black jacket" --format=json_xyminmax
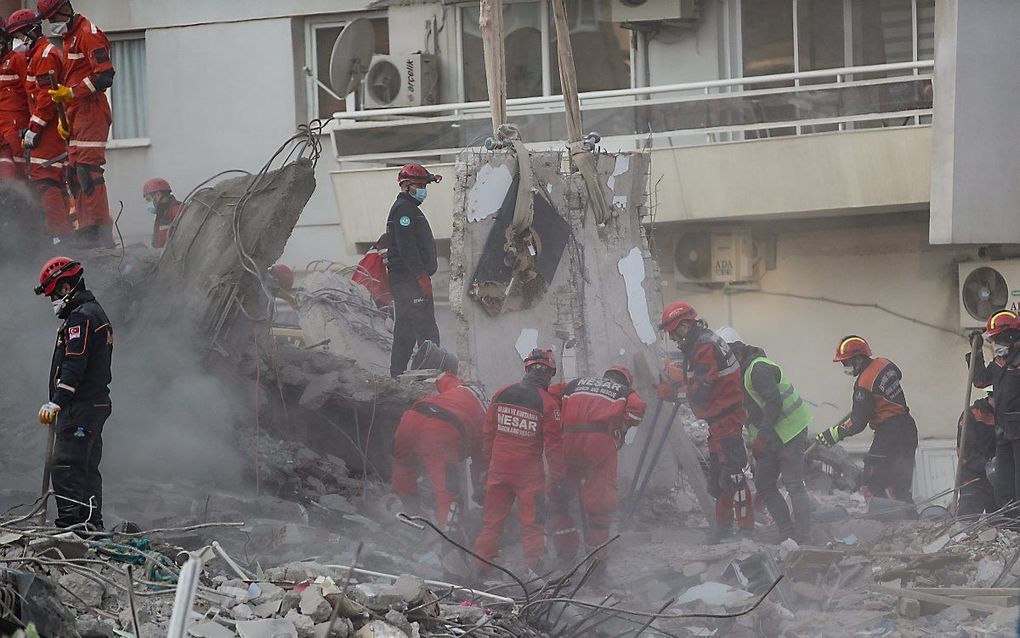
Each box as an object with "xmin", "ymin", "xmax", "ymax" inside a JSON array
[
  {"xmin": 973, "ymin": 347, "xmax": 1020, "ymax": 440},
  {"xmin": 49, "ymin": 290, "xmax": 113, "ymax": 409},
  {"xmin": 385, "ymin": 192, "xmax": 437, "ymax": 280},
  {"xmin": 957, "ymin": 398, "xmax": 996, "ymax": 471}
]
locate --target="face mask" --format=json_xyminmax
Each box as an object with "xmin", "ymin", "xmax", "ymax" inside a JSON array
[
  {"xmin": 51, "ymin": 298, "xmax": 63, "ymax": 316},
  {"xmin": 994, "ymin": 343, "xmax": 1010, "ymax": 357},
  {"xmin": 414, "ymin": 187, "xmax": 427, "ymax": 203},
  {"xmin": 45, "ymin": 20, "xmax": 69, "ymax": 37},
  {"xmin": 11, "ymin": 38, "xmax": 26, "ymax": 53},
  {"xmin": 146, "ymin": 200, "xmax": 157, "ymax": 215},
  {"xmin": 843, "ymin": 365, "xmax": 857, "ymax": 377}
]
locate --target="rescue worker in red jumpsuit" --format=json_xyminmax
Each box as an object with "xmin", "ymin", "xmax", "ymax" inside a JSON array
[
  {"xmin": 474, "ymin": 348, "xmax": 566, "ymax": 577},
  {"xmin": 12, "ymin": 8, "xmax": 70, "ymax": 240},
  {"xmin": 970, "ymin": 311, "xmax": 1020, "ymax": 520},
  {"xmin": 659, "ymin": 302, "xmax": 752, "ymax": 543},
  {"xmin": 391, "ymin": 347, "xmax": 488, "ymax": 538},
  {"xmin": 142, "ymin": 177, "xmax": 183, "ymax": 249},
  {"xmin": 36, "ymin": 256, "xmax": 113, "ymax": 530},
  {"xmin": 38, "ymin": 0, "xmax": 115, "ymax": 248},
  {"xmin": 817, "ymin": 336, "xmax": 919, "ymax": 505},
  {"xmin": 956, "ymin": 390, "xmax": 997, "ymax": 517},
  {"xmin": 0, "ymin": 16, "xmax": 30, "ymax": 180},
  {"xmin": 550, "ymin": 366, "xmax": 645, "ymax": 572}
]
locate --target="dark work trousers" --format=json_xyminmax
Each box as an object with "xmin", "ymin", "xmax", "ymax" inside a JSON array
[
  {"xmin": 51, "ymin": 403, "xmax": 110, "ymax": 530},
  {"xmin": 958, "ymin": 462, "xmax": 997, "ymax": 517},
  {"xmin": 993, "ymin": 440, "xmax": 1020, "ymax": 517},
  {"xmin": 753, "ymin": 429, "xmax": 812, "ymax": 539},
  {"xmin": 863, "ymin": 416, "xmax": 918, "ymax": 504},
  {"xmin": 389, "ymin": 274, "xmax": 440, "ymax": 378}
]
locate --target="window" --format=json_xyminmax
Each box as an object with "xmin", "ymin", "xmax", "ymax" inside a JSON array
[
  {"xmin": 306, "ymin": 17, "xmax": 389, "ymax": 120},
  {"xmin": 109, "ymin": 36, "xmax": 147, "ymax": 140},
  {"xmin": 741, "ymin": 0, "xmax": 794, "ymax": 77},
  {"xmin": 460, "ymin": 0, "xmax": 632, "ymax": 102}
]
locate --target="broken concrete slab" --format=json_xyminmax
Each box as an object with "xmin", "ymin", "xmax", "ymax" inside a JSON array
[
  {"xmin": 285, "ymin": 610, "xmax": 316, "ymax": 638},
  {"xmin": 236, "ymin": 619, "xmax": 300, "ymax": 638},
  {"xmin": 315, "ymin": 619, "xmax": 353, "ymax": 638},
  {"xmin": 188, "ymin": 621, "xmax": 237, "ymax": 638},
  {"xmin": 355, "ymin": 621, "xmax": 406, "ymax": 638},
  {"xmin": 300, "ymin": 585, "xmax": 334, "ymax": 623},
  {"xmin": 58, "ymin": 572, "xmax": 106, "ymax": 609}
]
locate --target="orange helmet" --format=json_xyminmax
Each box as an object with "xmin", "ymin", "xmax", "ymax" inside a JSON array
[
  {"xmin": 524, "ymin": 347, "xmax": 556, "ymax": 373},
  {"xmin": 833, "ymin": 335, "xmax": 872, "ymax": 362},
  {"xmin": 985, "ymin": 310, "xmax": 1020, "ymax": 338},
  {"xmin": 35, "ymin": 256, "xmax": 83, "ymax": 296},
  {"xmin": 659, "ymin": 301, "xmax": 698, "ymax": 333},
  {"xmin": 604, "ymin": 365, "xmax": 633, "ymax": 387}
]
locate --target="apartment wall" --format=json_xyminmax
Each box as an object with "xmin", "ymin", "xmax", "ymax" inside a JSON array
[{"xmin": 654, "ymin": 216, "xmax": 978, "ymax": 444}]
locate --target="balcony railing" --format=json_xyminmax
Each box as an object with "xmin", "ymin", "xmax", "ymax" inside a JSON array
[{"xmin": 332, "ymin": 60, "xmax": 934, "ymax": 163}]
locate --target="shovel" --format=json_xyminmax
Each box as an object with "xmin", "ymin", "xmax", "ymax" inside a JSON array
[{"xmin": 38, "ymin": 423, "xmax": 55, "ymax": 526}]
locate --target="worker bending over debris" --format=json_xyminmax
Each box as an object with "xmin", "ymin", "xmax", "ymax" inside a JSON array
[
  {"xmin": 0, "ymin": 14, "xmax": 29, "ymax": 181},
  {"xmin": 391, "ymin": 345, "xmax": 487, "ymax": 540},
  {"xmin": 13, "ymin": 8, "xmax": 71, "ymax": 240},
  {"xmin": 549, "ymin": 366, "xmax": 645, "ymax": 578},
  {"xmin": 142, "ymin": 177, "xmax": 182, "ymax": 249},
  {"xmin": 659, "ymin": 302, "xmax": 753, "ymax": 543},
  {"xmin": 956, "ymin": 389, "xmax": 997, "ymax": 516},
  {"xmin": 473, "ymin": 348, "xmax": 565, "ymax": 578},
  {"xmin": 818, "ymin": 336, "xmax": 918, "ymax": 506},
  {"xmin": 719, "ymin": 327, "xmax": 813, "ymax": 543},
  {"xmin": 385, "ymin": 163, "xmax": 442, "ymax": 378},
  {"xmin": 35, "ymin": 256, "xmax": 113, "ymax": 530},
  {"xmin": 971, "ymin": 310, "xmax": 1020, "ymax": 519},
  {"xmin": 39, "ymin": 0, "xmax": 115, "ymax": 248}
]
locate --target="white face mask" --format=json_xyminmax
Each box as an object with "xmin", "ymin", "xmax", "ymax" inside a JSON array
[
  {"xmin": 842, "ymin": 365, "xmax": 857, "ymax": 377},
  {"xmin": 994, "ymin": 343, "xmax": 1010, "ymax": 357},
  {"xmin": 11, "ymin": 38, "xmax": 27, "ymax": 53},
  {"xmin": 45, "ymin": 20, "xmax": 69, "ymax": 38},
  {"xmin": 51, "ymin": 298, "xmax": 63, "ymax": 316}
]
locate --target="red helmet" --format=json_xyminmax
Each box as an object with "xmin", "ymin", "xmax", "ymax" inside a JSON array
[
  {"xmin": 985, "ymin": 310, "xmax": 1020, "ymax": 338},
  {"xmin": 35, "ymin": 256, "xmax": 83, "ymax": 296},
  {"xmin": 397, "ymin": 163, "xmax": 442, "ymax": 187},
  {"xmin": 7, "ymin": 10, "xmax": 38, "ymax": 35},
  {"xmin": 605, "ymin": 365, "xmax": 634, "ymax": 387},
  {"xmin": 524, "ymin": 347, "xmax": 556, "ymax": 373},
  {"xmin": 143, "ymin": 177, "xmax": 172, "ymax": 198},
  {"xmin": 269, "ymin": 264, "xmax": 294, "ymax": 291},
  {"xmin": 833, "ymin": 335, "xmax": 872, "ymax": 363},
  {"xmin": 36, "ymin": 0, "xmax": 71, "ymax": 21},
  {"xmin": 659, "ymin": 301, "xmax": 698, "ymax": 333}
]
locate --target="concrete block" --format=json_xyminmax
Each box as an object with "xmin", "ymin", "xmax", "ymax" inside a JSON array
[
  {"xmin": 286, "ymin": 610, "xmax": 316, "ymax": 638},
  {"xmin": 300, "ymin": 586, "xmax": 334, "ymax": 623},
  {"xmin": 187, "ymin": 621, "xmax": 236, "ymax": 638},
  {"xmin": 232, "ymin": 603, "xmax": 256, "ymax": 620},
  {"xmin": 897, "ymin": 597, "xmax": 920, "ymax": 619},
  {"xmin": 315, "ymin": 619, "xmax": 353, "ymax": 638},
  {"xmin": 355, "ymin": 621, "xmax": 406, "ymax": 638},
  {"xmin": 236, "ymin": 619, "xmax": 299, "ymax": 638},
  {"xmin": 384, "ymin": 610, "xmax": 413, "ymax": 636}
]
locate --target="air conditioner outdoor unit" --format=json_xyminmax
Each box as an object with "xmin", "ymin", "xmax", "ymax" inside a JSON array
[
  {"xmin": 611, "ymin": 0, "xmax": 699, "ymax": 23},
  {"xmin": 674, "ymin": 230, "xmax": 757, "ymax": 284},
  {"xmin": 958, "ymin": 260, "xmax": 1020, "ymax": 330},
  {"xmin": 364, "ymin": 53, "xmax": 438, "ymax": 109}
]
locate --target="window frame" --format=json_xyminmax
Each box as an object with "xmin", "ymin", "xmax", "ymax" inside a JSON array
[
  {"xmin": 303, "ymin": 12, "xmax": 387, "ymax": 122},
  {"xmin": 106, "ymin": 30, "xmax": 149, "ymax": 147}
]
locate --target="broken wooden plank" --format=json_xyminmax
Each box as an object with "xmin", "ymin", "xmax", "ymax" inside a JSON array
[
  {"xmin": 479, "ymin": 0, "xmax": 506, "ymax": 135},
  {"xmin": 867, "ymin": 584, "xmax": 1004, "ymax": 614},
  {"xmin": 910, "ymin": 587, "xmax": 1019, "ymax": 598}
]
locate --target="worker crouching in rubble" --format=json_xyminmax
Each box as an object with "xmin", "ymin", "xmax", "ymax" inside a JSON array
[
  {"xmin": 473, "ymin": 348, "xmax": 565, "ymax": 579},
  {"xmin": 970, "ymin": 310, "xmax": 1020, "ymax": 519},
  {"xmin": 956, "ymin": 389, "xmax": 997, "ymax": 517},
  {"xmin": 818, "ymin": 336, "xmax": 918, "ymax": 506},
  {"xmin": 549, "ymin": 366, "xmax": 645, "ymax": 581},
  {"xmin": 35, "ymin": 256, "xmax": 113, "ymax": 531},
  {"xmin": 391, "ymin": 344, "xmax": 487, "ymax": 541},
  {"xmin": 659, "ymin": 302, "xmax": 753, "ymax": 543},
  {"xmin": 718, "ymin": 328, "xmax": 813, "ymax": 543}
]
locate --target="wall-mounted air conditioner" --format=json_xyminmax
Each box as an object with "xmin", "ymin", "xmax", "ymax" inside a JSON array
[
  {"xmin": 611, "ymin": 0, "xmax": 699, "ymax": 23},
  {"xmin": 958, "ymin": 260, "xmax": 1020, "ymax": 330},
  {"xmin": 364, "ymin": 53, "xmax": 438, "ymax": 109},
  {"xmin": 674, "ymin": 230, "xmax": 758, "ymax": 284}
]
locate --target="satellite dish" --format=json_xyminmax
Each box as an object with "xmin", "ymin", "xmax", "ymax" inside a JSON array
[
  {"xmin": 962, "ymin": 266, "xmax": 1008, "ymax": 322},
  {"xmin": 329, "ymin": 18, "xmax": 376, "ymax": 98}
]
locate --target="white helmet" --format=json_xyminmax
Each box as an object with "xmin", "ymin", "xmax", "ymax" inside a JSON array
[{"xmin": 715, "ymin": 326, "xmax": 743, "ymax": 344}]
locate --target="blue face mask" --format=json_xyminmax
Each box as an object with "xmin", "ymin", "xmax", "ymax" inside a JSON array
[
  {"xmin": 414, "ymin": 187, "xmax": 428, "ymax": 203},
  {"xmin": 146, "ymin": 200, "xmax": 157, "ymax": 215}
]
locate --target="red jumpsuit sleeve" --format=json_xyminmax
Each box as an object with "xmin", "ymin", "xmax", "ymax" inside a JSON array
[
  {"xmin": 547, "ymin": 382, "xmax": 568, "ymax": 401},
  {"xmin": 542, "ymin": 394, "xmax": 566, "ymax": 481},
  {"xmin": 74, "ymin": 26, "xmax": 115, "ymax": 95},
  {"xmin": 625, "ymin": 391, "xmax": 647, "ymax": 426},
  {"xmin": 687, "ymin": 343, "xmax": 720, "ymax": 412},
  {"xmin": 28, "ymin": 51, "xmax": 59, "ymax": 133},
  {"xmin": 482, "ymin": 402, "xmax": 497, "ymax": 466}
]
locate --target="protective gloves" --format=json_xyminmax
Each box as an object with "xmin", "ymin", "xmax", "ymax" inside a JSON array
[
  {"xmin": 816, "ymin": 425, "xmax": 844, "ymax": 448},
  {"xmin": 417, "ymin": 275, "xmax": 433, "ymax": 299},
  {"xmin": 57, "ymin": 120, "xmax": 69, "ymax": 141},
  {"xmin": 38, "ymin": 402, "xmax": 60, "ymax": 425},
  {"xmin": 22, "ymin": 129, "xmax": 37, "ymax": 149},
  {"xmin": 48, "ymin": 84, "xmax": 73, "ymax": 104}
]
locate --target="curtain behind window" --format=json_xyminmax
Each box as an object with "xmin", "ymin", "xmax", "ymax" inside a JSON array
[{"xmin": 110, "ymin": 38, "xmax": 147, "ymax": 139}]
